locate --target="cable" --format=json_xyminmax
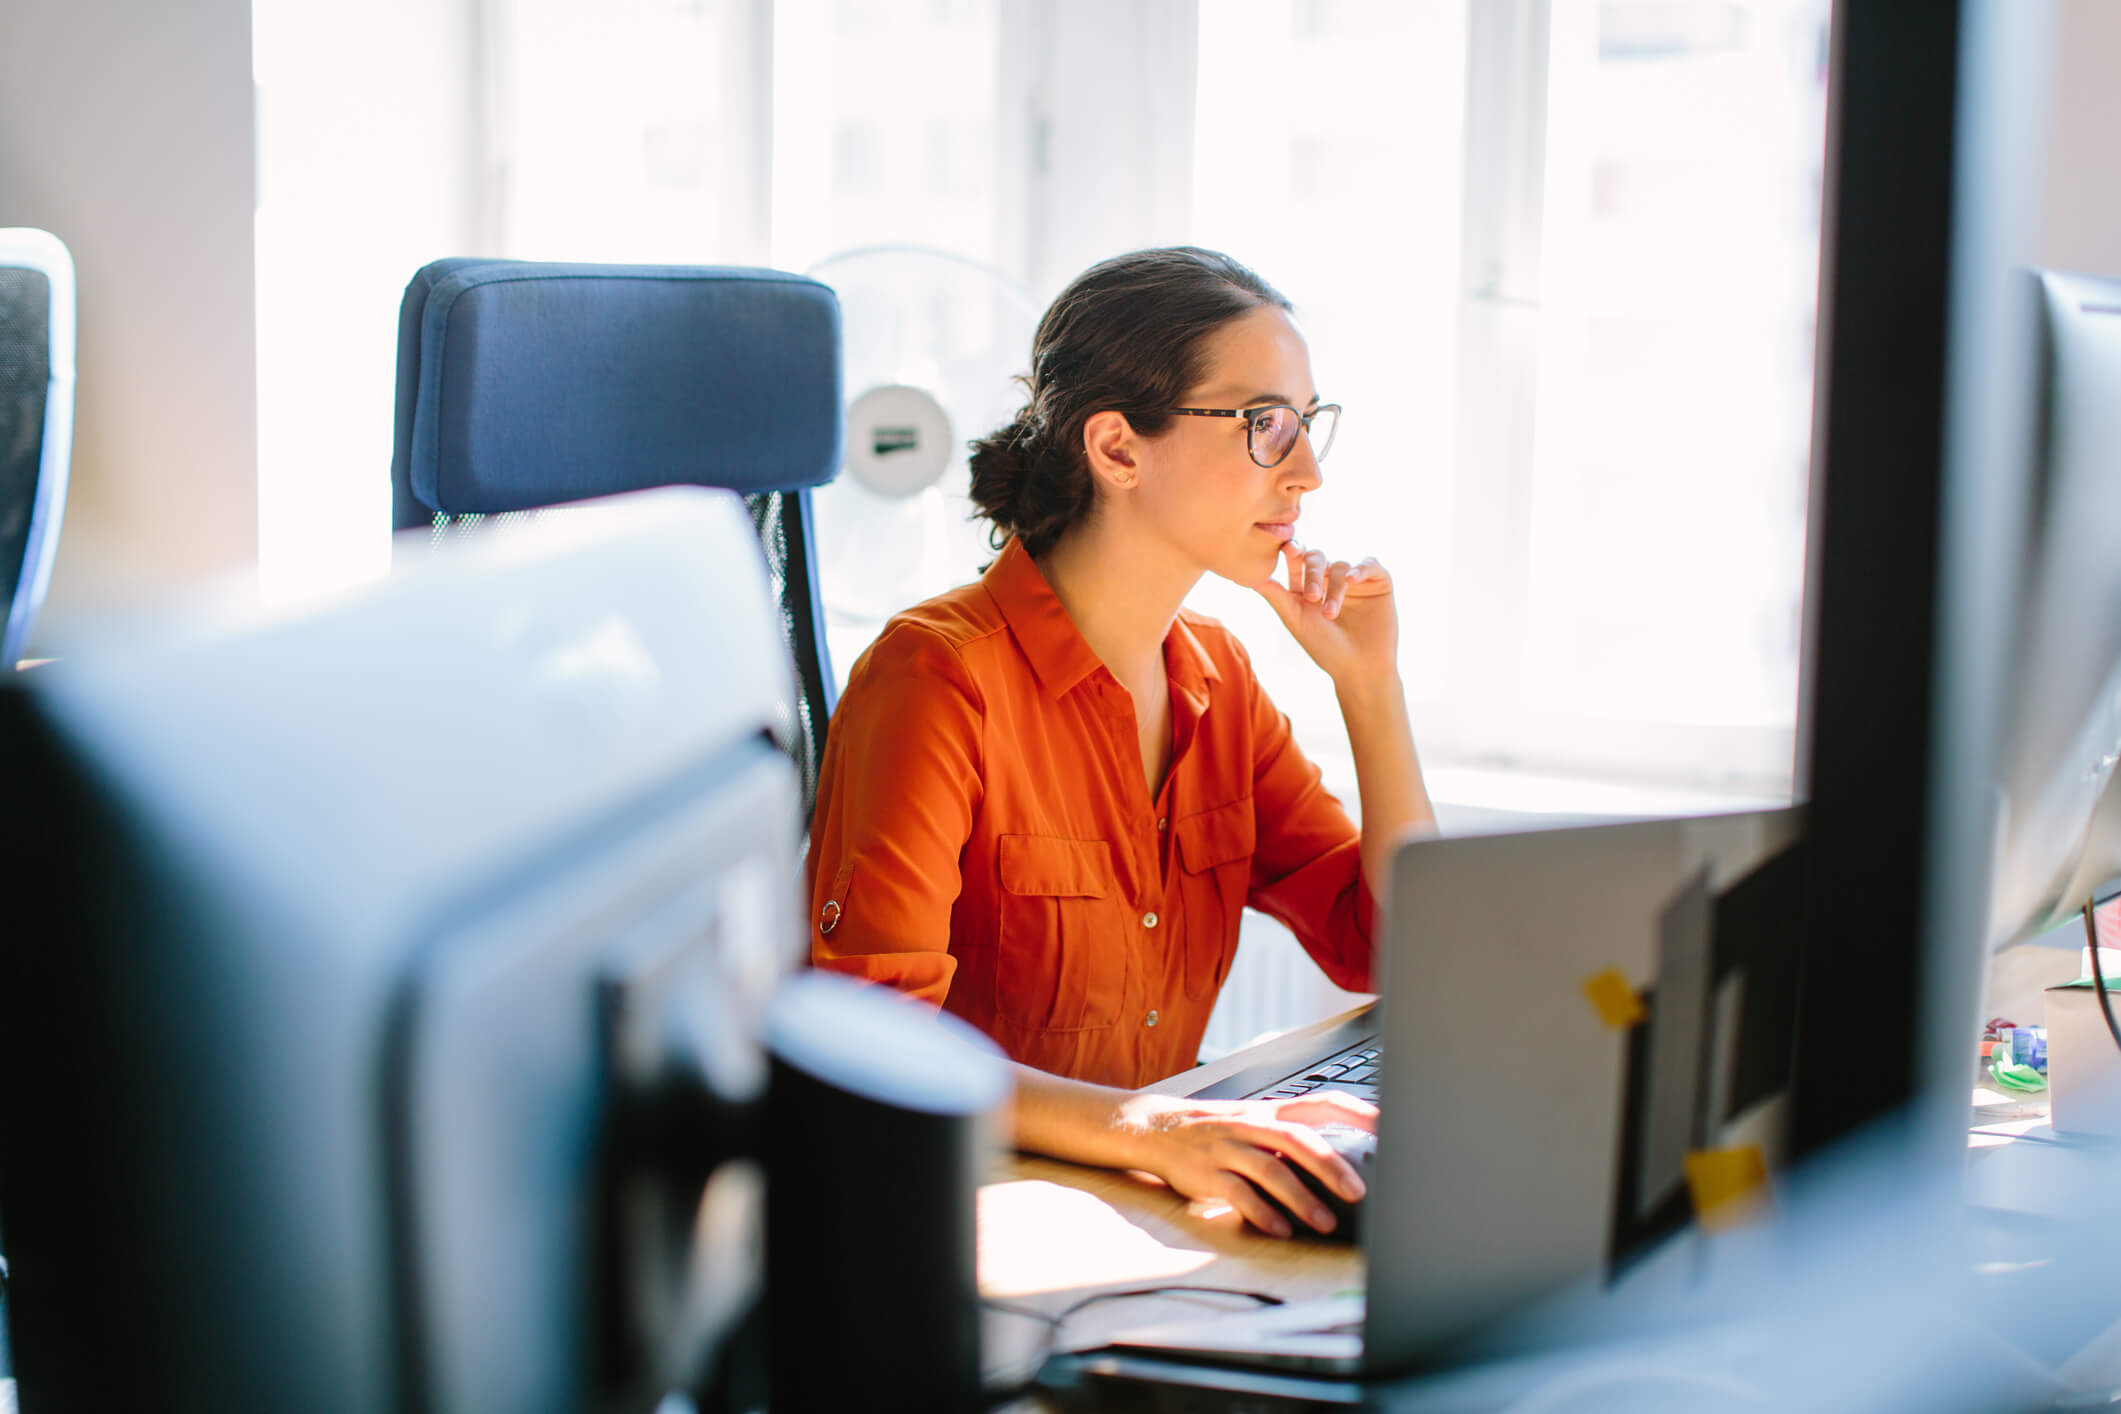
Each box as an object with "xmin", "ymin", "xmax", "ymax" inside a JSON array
[
  {"xmin": 1968, "ymin": 1128, "xmax": 2074, "ymax": 1147},
  {"xmin": 983, "ymin": 1282, "xmax": 1284, "ymax": 1335},
  {"xmin": 2085, "ymin": 897, "xmax": 2121, "ymax": 1057},
  {"xmin": 979, "ymin": 1284, "xmax": 1285, "ymax": 1407}
]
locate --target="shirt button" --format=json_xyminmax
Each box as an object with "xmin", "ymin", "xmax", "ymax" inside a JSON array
[
  {"xmin": 1142, "ymin": 911, "xmax": 1158, "ymax": 928},
  {"xmin": 1157, "ymin": 817, "xmax": 1167, "ymax": 831},
  {"xmin": 1145, "ymin": 1010, "xmax": 1160, "ymax": 1028}
]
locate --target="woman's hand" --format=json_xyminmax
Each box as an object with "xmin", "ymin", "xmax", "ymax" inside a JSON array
[
  {"xmin": 1253, "ymin": 540, "xmax": 1398, "ymax": 689},
  {"xmin": 1108, "ymin": 1090, "xmax": 1376, "ymax": 1238}
]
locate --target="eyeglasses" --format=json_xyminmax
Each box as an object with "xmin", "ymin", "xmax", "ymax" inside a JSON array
[{"xmin": 1166, "ymin": 402, "xmax": 1341, "ymax": 469}]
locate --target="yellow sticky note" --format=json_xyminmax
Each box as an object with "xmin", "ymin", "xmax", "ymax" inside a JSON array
[
  {"xmin": 1581, "ymin": 969, "xmax": 1645, "ymax": 1029},
  {"xmin": 1684, "ymin": 1146, "xmax": 1770, "ymax": 1231}
]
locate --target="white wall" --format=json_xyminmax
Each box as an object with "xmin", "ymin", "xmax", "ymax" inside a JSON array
[
  {"xmin": 0, "ymin": 0, "xmax": 257, "ymax": 648},
  {"xmin": 2037, "ymin": 0, "xmax": 2121, "ymax": 275}
]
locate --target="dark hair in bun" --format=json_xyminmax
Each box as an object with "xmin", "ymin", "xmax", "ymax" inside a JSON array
[{"xmin": 967, "ymin": 247, "xmax": 1291, "ymax": 558}]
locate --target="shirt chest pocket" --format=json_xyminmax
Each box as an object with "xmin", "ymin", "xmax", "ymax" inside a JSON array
[
  {"xmin": 1174, "ymin": 797, "xmax": 1256, "ymax": 999},
  {"xmin": 994, "ymin": 834, "xmax": 1124, "ymax": 1033}
]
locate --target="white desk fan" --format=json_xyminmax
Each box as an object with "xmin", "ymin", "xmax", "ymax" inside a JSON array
[{"xmin": 805, "ymin": 245, "xmax": 1041, "ymax": 689}]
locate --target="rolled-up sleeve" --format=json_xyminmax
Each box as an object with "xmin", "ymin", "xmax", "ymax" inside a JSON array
[
  {"xmin": 805, "ymin": 624, "xmax": 985, "ymax": 1005},
  {"xmin": 1241, "ymin": 654, "xmax": 1376, "ymax": 994}
]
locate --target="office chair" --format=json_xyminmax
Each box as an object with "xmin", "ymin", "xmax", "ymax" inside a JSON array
[
  {"xmin": 0, "ymin": 229, "xmax": 77, "ymax": 669},
  {"xmin": 390, "ymin": 260, "xmax": 843, "ymax": 820},
  {"xmin": 0, "ymin": 227, "xmax": 73, "ymax": 1386}
]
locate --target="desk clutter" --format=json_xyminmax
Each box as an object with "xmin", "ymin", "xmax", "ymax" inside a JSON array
[{"xmin": 1982, "ymin": 1015, "xmax": 2049, "ymax": 1094}]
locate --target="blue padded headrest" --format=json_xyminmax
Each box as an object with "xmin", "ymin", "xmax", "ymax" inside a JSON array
[{"xmin": 392, "ymin": 261, "xmax": 842, "ymax": 520}]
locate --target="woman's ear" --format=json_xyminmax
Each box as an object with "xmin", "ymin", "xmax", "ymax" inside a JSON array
[{"xmin": 1082, "ymin": 410, "xmax": 1141, "ymax": 490}]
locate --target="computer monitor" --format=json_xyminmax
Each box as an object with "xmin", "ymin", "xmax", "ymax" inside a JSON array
[
  {"xmin": 0, "ymin": 487, "xmax": 802, "ymax": 1413},
  {"xmin": 1986, "ymin": 269, "xmax": 2121, "ymax": 951},
  {"xmin": 1789, "ymin": 0, "xmax": 2078, "ymax": 1167}
]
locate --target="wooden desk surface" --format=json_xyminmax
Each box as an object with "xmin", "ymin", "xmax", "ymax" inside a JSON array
[{"xmin": 977, "ymin": 1005, "xmax": 1372, "ymax": 1379}]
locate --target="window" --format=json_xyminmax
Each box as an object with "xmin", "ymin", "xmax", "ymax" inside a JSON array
[
  {"xmin": 258, "ymin": 0, "xmax": 1828, "ymax": 800},
  {"xmin": 492, "ymin": 0, "xmax": 771, "ymax": 263},
  {"xmin": 1501, "ymin": 0, "xmax": 1828, "ymax": 792},
  {"xmin": 253, "ymin": 0, "xmax": 486, "ymax": 603},
  {"xmin": 1183, "ymin": 0, "xmax": 1468, "ymax": 769},
  {"xmin": 768, "ymin": 0, "xmax": 1005, "ymax": 272}
]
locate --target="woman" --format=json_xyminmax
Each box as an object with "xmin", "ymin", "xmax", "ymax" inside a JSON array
[{"xmin": 806, "ymin": 247, "xmax": 1434, "ymax": 1238}]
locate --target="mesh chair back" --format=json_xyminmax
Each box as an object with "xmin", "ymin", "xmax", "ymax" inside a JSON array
[
  {"xmin": 390, "ymin": 261, "xmax": 842, "ymax": 821},
  {"xmin": 0, "ymin": 231, "xmax": 76, "ymax": 667},
  {"xmin": 745, "ymin": 489, "xmax": 834, "ymax": 819}
]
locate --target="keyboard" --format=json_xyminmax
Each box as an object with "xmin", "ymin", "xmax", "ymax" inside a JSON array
[{"xmin": 1241, "ymin": 1036, "xmax": 1381, "ymax": 1103}]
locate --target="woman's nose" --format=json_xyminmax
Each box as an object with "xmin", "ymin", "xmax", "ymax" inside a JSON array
[{"xmin": 1281, "ymin": 436, "xmax": 1323, "ymax": 492}]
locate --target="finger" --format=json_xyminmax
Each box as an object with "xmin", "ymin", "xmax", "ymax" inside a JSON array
[
  {"xmin": 1216, "ymin": 1120, "xmax": 1365, "ymax": 1206},
  {"xmin": 1343, "ymin": 557, "xmax": 1392, "ymax": 596},
  {"xmin": 1207, "ymin": 1170, "xmax": 1293, "ymax": 1239},
  {"xmin": 1276, "ymin": 1091, "xmax": 1380, "ymax": 1134},
  {"xmin": 1323, "ymin": 561, "xmax": 1352, "ymax": 618},
  {"xmin": 1249, "ymin": 571, "xmax": 1303, "ymax": 629},
  {"xmin": 1185, "ymin": 1195, "xmax": 1239, "ymax": 1223},
  {"xmin": 1303, "ymin": 548, "xmax": 1329, "ymax": 601},
  {"xmin": 1281, "ymin": 539, "xmax": 1306, "ymax": 596},
  {"xmin": 1218, "ymin": 1144, "xmax": 1336, "ymax": 1235}
]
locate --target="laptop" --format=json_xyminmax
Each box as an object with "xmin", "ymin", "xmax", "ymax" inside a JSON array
[{"xmin": 1103, "ymin": 806, "xmax": 1806, "ymax": 1376}]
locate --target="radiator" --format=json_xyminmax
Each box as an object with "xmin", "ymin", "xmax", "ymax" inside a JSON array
[{"xmin": 1198, "ymin": 909, "xmax": 1372, "ymax": 1063}]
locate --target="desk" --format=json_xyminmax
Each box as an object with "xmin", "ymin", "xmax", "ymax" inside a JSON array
[
  {"xmin": 978, "ymin": 1007, "xmax": 1370, "ymax": 1399},
  {"xmin": 975, "ymin": 1013, "xmax": 1374, "ymax": 1399},
  {"xmin": 977, "ymin": 1008, "xmax": 2121, "ymax": 1411}
]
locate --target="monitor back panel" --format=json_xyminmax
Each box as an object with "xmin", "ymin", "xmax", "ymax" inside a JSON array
[{"xmin": 1364, "ymin": 807, "xmax": 1803, "ymax": 1370}]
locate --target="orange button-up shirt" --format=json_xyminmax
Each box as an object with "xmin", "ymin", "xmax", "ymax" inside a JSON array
[{"xmin": 805, "ymin": 536, "xmax": 1376, "ymax": 1089}]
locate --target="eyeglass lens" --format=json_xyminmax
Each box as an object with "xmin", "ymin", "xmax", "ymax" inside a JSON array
[{"xmin": 1249, "ymin": 405, "xmax": 1338, "ymax": 468}]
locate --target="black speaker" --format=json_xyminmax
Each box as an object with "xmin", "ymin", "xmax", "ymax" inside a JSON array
[{"xmin": 763, "ymin": 973, "xmax": 1008, "ymax": 1413}]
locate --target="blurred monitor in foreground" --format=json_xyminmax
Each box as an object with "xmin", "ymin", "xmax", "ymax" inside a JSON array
[{"xmin": 0, "ymin": 487, "xmax": 801, "ymax": 1413}]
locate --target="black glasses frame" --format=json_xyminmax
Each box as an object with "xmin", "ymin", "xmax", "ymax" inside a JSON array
[{"xmin": 1166, "ymin": 402, "xmax": 1342, "ymax": 469}]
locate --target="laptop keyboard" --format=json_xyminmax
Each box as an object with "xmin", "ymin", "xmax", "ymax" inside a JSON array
[{"xmin": 1243, "ymin": 1036, "xmax": 1381, "ymax": 1103}]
